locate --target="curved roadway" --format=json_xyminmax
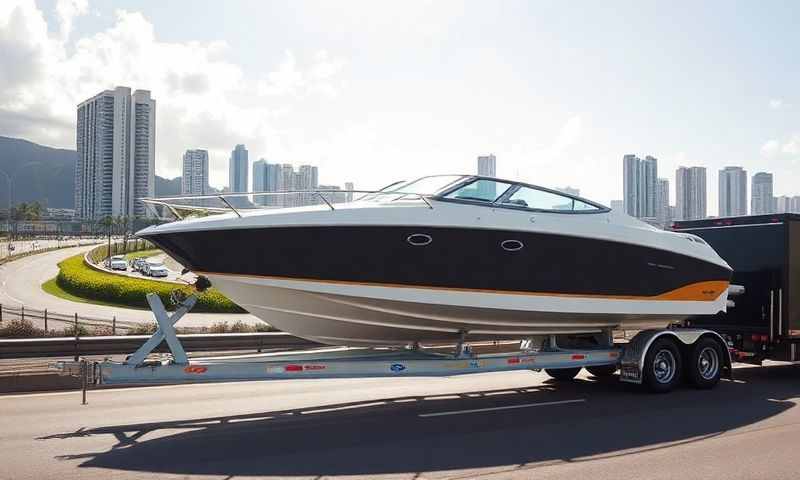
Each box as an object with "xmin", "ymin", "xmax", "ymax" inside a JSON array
[{"xmin": 0, "ymin": 245, "xmax": 261, "ymax": 328}]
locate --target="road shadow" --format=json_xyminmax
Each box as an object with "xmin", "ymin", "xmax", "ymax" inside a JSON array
[{"xmin": 40, "ymin": 365, "xmax": 800, "ymax": 477}]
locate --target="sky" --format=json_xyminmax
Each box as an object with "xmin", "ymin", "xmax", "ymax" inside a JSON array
[{"xmin": 0, "ymin": 0, "xmax": 798, "ymax": 211}]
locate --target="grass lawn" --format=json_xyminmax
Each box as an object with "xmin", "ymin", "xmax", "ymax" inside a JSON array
[{"xmin": 41, "ymin": 277, "xmax": 148, "ymax": 310}]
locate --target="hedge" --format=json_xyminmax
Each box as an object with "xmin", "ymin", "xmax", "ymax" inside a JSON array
[{"xmin": 55, "ymin": 254, "xmax": 246, "ymax": 313}]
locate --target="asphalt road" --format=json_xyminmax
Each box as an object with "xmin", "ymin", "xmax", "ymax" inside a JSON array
[
  {"xmin": 0, "ymin": 244, "xmax": 262, "ymax": 328},
  {"xmin": 1, "ymin": 365, "xmax": 799, "ymax": 479}
]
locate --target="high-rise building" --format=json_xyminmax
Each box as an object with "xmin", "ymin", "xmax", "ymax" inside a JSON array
[
  {"xmin": 75, "ymin": 86, "xmax": 155, "ymax": 219},
  {"xmin": 623, "ymin": 155, "xmax": 639, "ymax": 216},
  {"xmin": 278, "ymin": 164, "xmax": 296, "ymax": 208},
  {"xmin": 675, "ymin": 166, "xmax": 707, "ymax": 220},
  {"xmin": 751, "ymin": 172, "xmax": 775, "ymax": 215},
  {"xmin": 776, "ymin": 195, "xmax": 792, "ymax": 213},
  {"xmin": 622, "ymin": 154, "xmax": 657, "ymax": 218},
  {"xmin": 181, "ymin": 150, "xmax": 209, "ymax": 196},
  {"xmin": 253, "ymin": 159, "xmax": 281, "ymax": 206},
  {"xmin": 295, "ymin": 165, "xmax": 319, "ymax": 206},
  {"xmin": 228, "ymin": 144, "xmax": 249, "ymax": 193},
  {"xmin": 477, "ymin": 154, "xmax": 496, "ymax": 177},
  {"xmin": 656, "ymin": 178, "xmax": 670, "ymax": 225},
  {"xmin": 643, "ymin": 156, "xmax": 658, "ymax": 217},
  {"xmin": 318, "ymin": 185, "xmax": 347, "ymax": 204},
  {"xmin": 792, "ymin": 196, "xmax": 800, "ymax": 213},
  {"xmin": 344, "ymin": 182, "xmax": 355, "ymax": 202},
  {"xmin": 718, "ymin": 166, "xmax": 747, "ymax": 217}
]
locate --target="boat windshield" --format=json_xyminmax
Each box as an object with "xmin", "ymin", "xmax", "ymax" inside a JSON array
[{"xmin": 442, "ymin": 178, "xmax": 605, "ymax": 212}]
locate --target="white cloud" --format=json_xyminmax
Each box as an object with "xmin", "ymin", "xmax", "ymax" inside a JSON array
[
  {"xmin": 783, "ymin": 135, "xmax": 800, "ymax": 155},
  {"xmin": 257, "ymin": 50, "xmax": 345, "ymax": 98},
  {"xmin": 761, "ymin": 135, "xmax": 800, "ymax": 157},
  {"xmin": 55, "ymin": 0, "xmax": 88, "ymax": 40},
  {"xmin": 769, "ymin": 98, "xmax": 784, "ymax": 110},
  {"xmin": 0, "ymin": 2, "xmax": 346, "ymax": 188},
  {"xmin": 761, "ymin": 139, "xmax": 781, "ymax": 156}
]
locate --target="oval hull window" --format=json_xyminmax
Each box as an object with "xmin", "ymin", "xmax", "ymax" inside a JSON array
[
  {"xmin": 407, "ymin": 233, "xmax": 433, "ymax": 246},
  {"xmin": 501, "ymin": 239, "xmax": 524, "ymax": 252}
]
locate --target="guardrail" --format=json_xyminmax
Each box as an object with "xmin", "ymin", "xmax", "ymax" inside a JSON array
[
  {"xmin": 0, "ymin": 332, "xmax": 321, "ymax": 359},
  {"xmin": 0, "ymin": 240, "xmax": 102, "ymax": 266}
]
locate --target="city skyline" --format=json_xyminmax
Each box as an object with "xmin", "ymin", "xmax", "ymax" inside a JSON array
[{"xmin": 2, "ymin": 2, "xmax": 799, "ymax": 211}]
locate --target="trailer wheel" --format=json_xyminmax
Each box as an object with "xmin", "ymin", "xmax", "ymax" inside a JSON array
[
  {"xmin": 686, "ymin": 337, "xmax": 723, "ymax": 389},
  {"xmin": 586, "ymin": 364, "xmax": 617, "ymax": 377},
  {"xmin": 642, "ymin": 337, "xmax": 682, "ymax": 393},
  {"xmin": 545, "ymin": 367, "xmax": 581, "ymax": 381}
]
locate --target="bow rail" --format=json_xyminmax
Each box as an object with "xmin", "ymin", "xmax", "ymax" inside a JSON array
[{"xmin": 141, "ymin": 189, "xmax": 434, "ymax": 220}]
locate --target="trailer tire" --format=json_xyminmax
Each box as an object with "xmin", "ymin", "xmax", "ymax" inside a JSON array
[
  {"xmin": 642, "ymin": 337, "xmax": 682, "ymax": 393},
  {"xmin": 545, "ymin": 367, "xmax": 581, "ymax": 381},
  {"xmin": 586, "ymin": 364, "xmax": 617, "ymax": 377},
  {"xmin": 686, "ymin": 337, "xmax": 723, "ymax": 389}
]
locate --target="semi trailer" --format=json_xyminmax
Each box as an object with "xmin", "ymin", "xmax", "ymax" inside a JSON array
[{"xmin": 673, "ymin": 213, "xmax": 800, "ymax": 363}]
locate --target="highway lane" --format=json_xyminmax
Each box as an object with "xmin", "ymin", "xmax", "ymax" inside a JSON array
[
  {"xmin": 1, "ymin": 365, "xmax": 799, "ymax": 479},
  {"xmin": 0, "ymin": 245, "xmax": 261, "ymax": 328}
]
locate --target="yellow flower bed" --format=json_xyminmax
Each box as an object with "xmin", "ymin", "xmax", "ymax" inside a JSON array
[{"xmin": 55, "ymin": 254, "xmax": 244, "ymax": 313}]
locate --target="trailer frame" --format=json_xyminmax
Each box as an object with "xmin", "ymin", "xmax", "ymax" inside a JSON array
[{"xmin": 52, "ymin": 291, "xmax": 735, "ymax": 402}]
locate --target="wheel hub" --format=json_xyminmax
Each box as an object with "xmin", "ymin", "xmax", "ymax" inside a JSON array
[
  {"xmin": 652, "ymin": 349, "xmax": 676, "ymax": 384},
  {"xmin": 697, "ymin": 346, "xmax": 719, "ymax": 380}
]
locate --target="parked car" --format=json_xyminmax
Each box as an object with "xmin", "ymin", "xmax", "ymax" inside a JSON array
[
  {"xmin": 141, "ymin": 259, "xmax": 160, "ymax": 276},
  {"xmin": 147, "ymin": 264, "xmax": 169, "ymax": 278},
  {"xmin": 106, "ymin": 255, "xmax": 128, "ymax": 271},
  {"xmin": 130, "ymin": 257, "xmax": 146, "ymax": 272}
]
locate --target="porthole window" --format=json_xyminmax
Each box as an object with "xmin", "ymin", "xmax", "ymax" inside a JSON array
[
  {"xmin": 407, "ymin": 233, "xmax": 433, "ymax": 246},
  {"xmin": 501, "ymin": 239, "xmax": 524, "ymax": 252}
]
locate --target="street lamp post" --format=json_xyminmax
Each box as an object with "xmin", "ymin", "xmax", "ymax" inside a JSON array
[{"xmin": 0, "ymin": 169, "xmax": 11, "ymax": 255}]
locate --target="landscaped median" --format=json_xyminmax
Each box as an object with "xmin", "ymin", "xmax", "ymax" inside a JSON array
[{"xmin": 50, "ymin": 253, "xmax": 246, "ymax": 313}]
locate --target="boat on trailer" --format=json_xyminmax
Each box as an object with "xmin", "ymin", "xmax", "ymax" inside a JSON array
[{"xmin": 137, "ymin": 174, "xmax": 733, "ymax": 347}]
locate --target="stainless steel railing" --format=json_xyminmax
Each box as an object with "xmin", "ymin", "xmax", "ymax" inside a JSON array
[{"xmin": 141, "ymin": 189, "xmax": 433, "ymax": 220}]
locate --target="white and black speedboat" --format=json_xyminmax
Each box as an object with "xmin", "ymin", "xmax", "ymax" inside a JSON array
[{"xmin": 137, "ymin": 175, "xmax": 733, "ymax": 346}]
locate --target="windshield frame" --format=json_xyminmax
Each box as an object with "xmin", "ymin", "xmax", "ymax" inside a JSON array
[{"xmin": 433, "ymin": 176, "xmax": 610, "ymax": 214}]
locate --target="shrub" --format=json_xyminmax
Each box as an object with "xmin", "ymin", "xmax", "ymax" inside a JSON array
[
  {"xmin": 55, "ymin": 254, "xmax": 245, "ymax": 314},
  {"xmin": 63, "ymin": 323, "xmax": 90, "ymax": 337},
  {"xmin": 0, "ymin": 318, "xmax": 45, "ymax": 338},
  {"xmin": 127, "ymin": 322, "xmax": 158, "ymax": 335}
]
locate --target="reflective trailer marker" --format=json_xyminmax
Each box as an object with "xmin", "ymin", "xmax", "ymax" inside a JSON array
[
  {"xmin": 571, "ymin": 354, "xmax": 586, "ymax": 360},
  {"xmin": 284, "ymin": 364, "xmax": 303, "ymax": 372}
]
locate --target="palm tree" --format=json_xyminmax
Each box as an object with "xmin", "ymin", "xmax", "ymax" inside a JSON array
[{"xmin": 98, "ymin": 215, "xmax": 115, "ymax": 260}]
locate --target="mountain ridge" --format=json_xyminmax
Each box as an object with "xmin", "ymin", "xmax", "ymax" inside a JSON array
[{"xmin": 0, "ymin": 135, "xmax": 181, "ymax": 208}]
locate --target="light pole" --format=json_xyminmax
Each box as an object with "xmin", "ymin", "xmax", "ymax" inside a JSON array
[{"xmin": 0, "ymin": 169, "xmax": 11, "ymax": 254}]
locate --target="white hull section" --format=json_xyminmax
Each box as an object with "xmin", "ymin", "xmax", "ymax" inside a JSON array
[{"xmin": 208, "ymin": 274, "xmax": 728, "ymax": 346}]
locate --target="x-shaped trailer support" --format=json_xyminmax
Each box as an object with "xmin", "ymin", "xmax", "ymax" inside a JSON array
[{"xmin": 127, "ymin": 293, "xmax": 197, "ymax": 366}]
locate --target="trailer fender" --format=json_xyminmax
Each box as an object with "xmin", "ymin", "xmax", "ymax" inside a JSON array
[{"xmin": 620, "ymin": 329, "xmax": 732, "ymax": 384}]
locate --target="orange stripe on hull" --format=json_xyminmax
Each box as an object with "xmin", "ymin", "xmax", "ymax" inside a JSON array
[{"xmin": 198, "ymin": 271, "xmax": 730, "ymax": 302}]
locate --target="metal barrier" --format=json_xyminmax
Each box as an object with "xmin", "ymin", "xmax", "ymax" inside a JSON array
[
  {"xmin": 0, "ymin": 303, "xmax": 139, "ymax": 334},
  {"xmin": 0, "ymin": 332, "xmax": 319, "ymax": 359}
]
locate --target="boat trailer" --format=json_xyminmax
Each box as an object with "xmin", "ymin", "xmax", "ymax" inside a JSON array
[{"xmin": 53, "ymin": 292, "xmax": 734, "ymax": 403}]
